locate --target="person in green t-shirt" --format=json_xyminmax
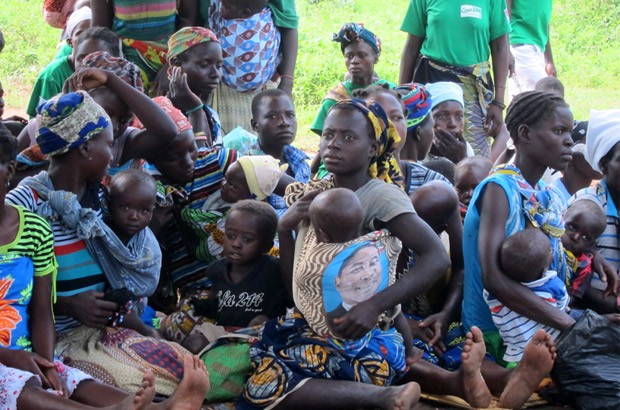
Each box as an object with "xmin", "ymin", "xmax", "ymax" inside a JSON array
[
  {"xmin": 506, "ymin": 0, "xmax": 557, "ymax": 99},
  {"xmin": 398, "ymin": 0, "xmax": 510, "ymax": 159}
]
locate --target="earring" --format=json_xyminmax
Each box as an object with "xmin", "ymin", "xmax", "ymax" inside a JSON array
[
  {"xmin": 88, "ymin": 157, "xmax": 93, "ymax": 161},
  {"xmin": 5, "ymin": 179, "xmax": 10, "ymax": 188}
]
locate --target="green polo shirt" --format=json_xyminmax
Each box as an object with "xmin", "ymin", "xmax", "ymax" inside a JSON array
[
  {"xmin": 400, "ymin": 0, "xmax": 511, "ymax": 67},
  {"xmin": 509, "ymin": 0, "xmax": 552, "ymax": 50}
]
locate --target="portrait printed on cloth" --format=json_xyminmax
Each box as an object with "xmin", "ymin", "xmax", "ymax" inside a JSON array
[{"xmin": 322, "ymin": 241, "xmax": 390, "ymax": 334}]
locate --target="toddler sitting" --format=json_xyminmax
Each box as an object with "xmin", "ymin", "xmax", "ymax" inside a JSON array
[
  {"xmin": 161, "ymin": 200, "xmax": 289, "ymax": 353},
  {"xmin": 561, "ymin": 200, "xmax": 607, "ymax": 303},
  {"xmin": 308, "ymin": 188, "xmax": 420, "ymax": 370},
  {"xmin": 484, "ymin": 228, "xmax": 569, "ymax": 364}
]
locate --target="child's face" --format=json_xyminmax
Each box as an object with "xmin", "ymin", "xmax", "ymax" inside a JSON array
[
  {"xmin": 252, "ymin": 95, "xmax": 297, "ymax": 151},
  {"xmin": 176, "ymin": 42, "xmax": 223, "ymax": 98},
  {"xmin": 91, "ymin": 90, "xmax": 133, "ymax": 140},
  {"xmin": 224, "ymin": 210, "xmax": 266, "ymax": 266},
  {"xmin": 561, "ymin": 209, "xmax": 601, "ymax": 256},
  {"xmin": 220, "ymin": 161, "xmax": 251, "ymax": 203},
  {"xmin": 151, "ymin": 130, "xmax": 198, "ymax": 184},
  {"xmin": 110, "ymin": 182, "xmax": 155, "ymax": 237},
  {"xmin": 219, "ymin": 0, "xmax": 246, "ymax": 19},
  {"xmin": 455, "ymin": 166, "xmax": 487, "ymax": 206},
  {"xmin": 67, "ymin": 20, "xmax": 91, "ymax": 48},
  {"xmin": 72, "ymin": 38, "xmax": 115, "ymax": 71},
  {"xmin": 371, "ymin": 93, "xmax": 406, "ymax": 146}
]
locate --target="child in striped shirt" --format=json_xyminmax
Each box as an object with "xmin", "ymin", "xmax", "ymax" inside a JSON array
[{"xmin": 483, "ymin": 228, "xmax": 569, "ymax": 364}]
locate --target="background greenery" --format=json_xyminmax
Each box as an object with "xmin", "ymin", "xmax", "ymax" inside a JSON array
[{"xmin": 1, "ymin": 0, "xmax": 619, "ymax": 152}]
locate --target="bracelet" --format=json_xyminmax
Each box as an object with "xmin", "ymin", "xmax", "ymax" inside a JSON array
[
  {"xmin": 194, "ymin": 132, "xmax": 208, "ymax": 141},
  {"xmin": 280, "ymin": 74, "xmax": 294, "ymax": 81},
  {"xmin": 491, "ymin": 100, "xmax": 506, "ymax": 110},
  {"xmin": 495, "ymin": 85, "xmax": 507, "ymax": 89},
  {"xmin": 185, "ymin": 103, "xmax": 204, "ymax": 116}
]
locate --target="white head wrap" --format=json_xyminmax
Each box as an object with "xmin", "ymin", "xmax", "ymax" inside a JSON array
[
  {"xmin": 585, "ymin": 109, "xmax": 620, "ymax": 173},
  {"xmin": 425, "ymin": 82, "xmax": 464, "ymax": 110},
  {"xmin": 65, "ymin": 7, "xmax": 92, "ymax": 39}
]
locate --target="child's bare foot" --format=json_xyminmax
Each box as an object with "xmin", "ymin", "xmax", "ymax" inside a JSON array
[
  {"xmin": 133, "ymin": 370, "xmax": 156, "ymax": 410},
  {"xmin": 106, "ymin": 371, "xmax": 156, "ymax": 410},
  {"xmin": 159, "ymin": 354, "xmax": 210, "ymax": 410},
  {"xmin": 499, "ymin": 329, "xmax": 556, "ymax": 409},
  {"xmin": 458, "ymin": 326, "xmax": 492, "ymax": 408},
  {"xmin": 381, "ymin": 382, "xmax": 421, "ymax": 410}
]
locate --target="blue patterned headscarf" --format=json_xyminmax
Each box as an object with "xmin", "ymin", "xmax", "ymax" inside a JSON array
[
  {"xmin": 396, "ymin": 83, "xmax": 433, "ymax": 132},
  {"xmin": 329, "ymin": 99, "xmax": 402, "ymax": 186},
  {"xmin": 333, "ymin": 23, "xmax": 381, "ymax": 57},
  {"xmin": 36, "ymin": 91, "xmax": 110, "ymax": 157}
]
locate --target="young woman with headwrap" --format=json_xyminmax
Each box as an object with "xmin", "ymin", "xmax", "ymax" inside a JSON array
[
  {"xmin": 310, "ymin": 23, "xmax": 394, "ymax": 137},
  {"xmin": 238, "ymin": 99, "xmax": 451, "ymax": 409},
  {"xmin": 5, "ymin": 92, "xmax": 210, "ymax": 399},
  {"xmin": 399, "ymin": 0, "xmax": 510, "ymax": 159},
  {"xmin": 569, "ymin": 109, "xmax": 620, "ymax": 314}
]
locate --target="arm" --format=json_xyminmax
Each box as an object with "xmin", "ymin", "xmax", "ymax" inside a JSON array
[
  {"xmin": 486, "ymin": 34, "xmax": 509, "ymax": 138},
  {"xmin": 479, "ymin": 183, "xmax": 575, "ymax": 330},
  {"xmin": 334, "ymin": 213, "xmax": 450, "ymax": 339},
  {"xmin": 67, "ymin": 68, "xmax": 178, "ymax": 162},
  {"xmin": 177, "ymin": 0, "xmax": 198, "ymax": 28},
  {"xmin": 169, "ymin": 66, "xmax": 211, "ymax": 148},
  {"xmin": 55, "ymin": 291, "xmax": 119, "ymax": 328},
  {"xmin": 544, "ymin": 37, "xmax": 557, "ymax": 77},
  {"xmin": 399, "ymin": 34, "xmax": 424, "ymax": 84},
  {"xmin": 90, "ymin": 0, "xmax": 114, "ymax": 28},
  {"xmin": 276, "ymin": 27, "xmax": 298, "ymax": 97},
  {"xmin": 120, "ymin": 311, "xmax": 160, "ymax": 338}
]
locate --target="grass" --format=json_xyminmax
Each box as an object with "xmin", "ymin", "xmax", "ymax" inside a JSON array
[{"xmin": 1, "ymin": 0, "xmax": 619, "ymax": 153}]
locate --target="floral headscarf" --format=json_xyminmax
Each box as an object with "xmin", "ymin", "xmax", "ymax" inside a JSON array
[
  {"xmin": 167, "ymin": 27, "xmax": 219, "ymax": 62},
  {"xmin": 36, "ymin": 91, "xmax": 110, "ymax": 157},
  {"xmin": 396, "ymin": 83, "xmax": 432, "ymax": 132},
  {"xmin": 333, "ymin": 23, "xmax": 381, "ymax": 57},
  {"xmin": 330, "ymin": 99, "xmax": 402, "ymax": 186}
]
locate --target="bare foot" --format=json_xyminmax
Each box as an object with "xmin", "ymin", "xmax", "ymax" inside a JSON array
[
  {"xmin": 160, "ymin": 354, "xmax": 210, "ymax": 410},
  {"xmin": 382, "ymin": 382, "xmax": 421, "ymax": 410},
  {"xmin": 458, "ymin": 326, "xmax": 492, "ymax": 408},
  {"xmin": 133, "ymin": 370, "xmax": 156, "ymax": 410},
  {"xmin": 107, "ymin": 371, "xmax": 156, "ymax": 410},
  {"xmin": 499, "ymin": 329, "xmax": 556, "ymax": 409}
]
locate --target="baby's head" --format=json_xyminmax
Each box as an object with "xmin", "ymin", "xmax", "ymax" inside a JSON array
[
  {"xmin": 309, "ymin": 188, "xmax": 364, "ymax": 244},
  {"xmin": 410, "ymin": 180, "xmax": 458, "ymax": 234},
  {"xmin": 454, "ymin": 156, "xmax": 493, "ymax": 207},
  {"xmin": 423, "ymin": 157, "xmax": 456, "ymax": 184},
  {"xmin": 220, "ymin": 0, "xmax": 268, "ymax": 19},
  {"xmin": 561, "ymin": 200, "xmax": 607, "ymax": 256},
  {"xmin": 534, "ymin": 77, "xmax": 565, "ymax": 99},
  {"xmin": 108, "ymin": 169, "xmax": 157, "ymax": 240},
  {"xmin": 500, "ymin": 229, "xmax": 551, "ymax": 284},
  {"xmin": 224, "ymin": 200, "xmax": 278, "ymax": 265},
  {"xmin": 221, "ymin": 156, "xmax": 287, "ymax": 204}
]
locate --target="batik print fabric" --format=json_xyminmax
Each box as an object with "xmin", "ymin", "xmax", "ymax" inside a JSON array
[{"xmin": 209, "ymin": 3, "xmax": 281, "ymax": 92}]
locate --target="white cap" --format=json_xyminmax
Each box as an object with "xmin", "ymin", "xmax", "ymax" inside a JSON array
[{"xmin": 585, "ymin": 109, "xmax": 620, "ymax": 173}]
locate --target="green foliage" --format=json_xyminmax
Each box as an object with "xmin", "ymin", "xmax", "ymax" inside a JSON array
[{"xmin": 1, "ymin": 0, "xmax": 619, "ymax": 153}]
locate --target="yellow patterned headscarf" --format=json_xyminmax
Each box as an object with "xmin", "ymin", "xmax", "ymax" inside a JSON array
[{"xmin": 330, "ymin": 99, "xmax": 403, "ymax": 186}]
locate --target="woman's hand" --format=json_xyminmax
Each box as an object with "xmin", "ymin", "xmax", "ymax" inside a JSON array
[
  {"xmin": 3, "ymin": 115, "xmax": 28, "ymax": 124},
  {"xmin": 64, "ymin": 68, "xmax": 110, "ymax": 92},
  {"xmin": 42, "ymin": 365, "xmax": 69, "ymax": 398},
  {"xmin": 332, "ymin": 300, "xmax": 382, "ymax": 340},
  {"xmin": 484, "ymin": 104, "xmax": 504, "ymax": 138},
  {"xmin": 58, "ymin": 291, "xmax": 118, "ymax": 328},
  {"xmin": 433, "ymin": 128, "xmax": 468, "ymax": 164},
  {"xmin": 419, "ymin": 312, "xmax": 448, "ymax": 354},
  {"xmin": 591, "ymin": 250, "xmax": 619, "ymax": 297},
  {"xmin": 168, "ymin": 66, "xmax": 203, "ymax": 113},
  {"xmin": 0, "ymin": 349, "xmax": 55, "ymax": 385},
  {"xmin": 279, "ymin": 190, "xmax": 321, "ymax": 232}
]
